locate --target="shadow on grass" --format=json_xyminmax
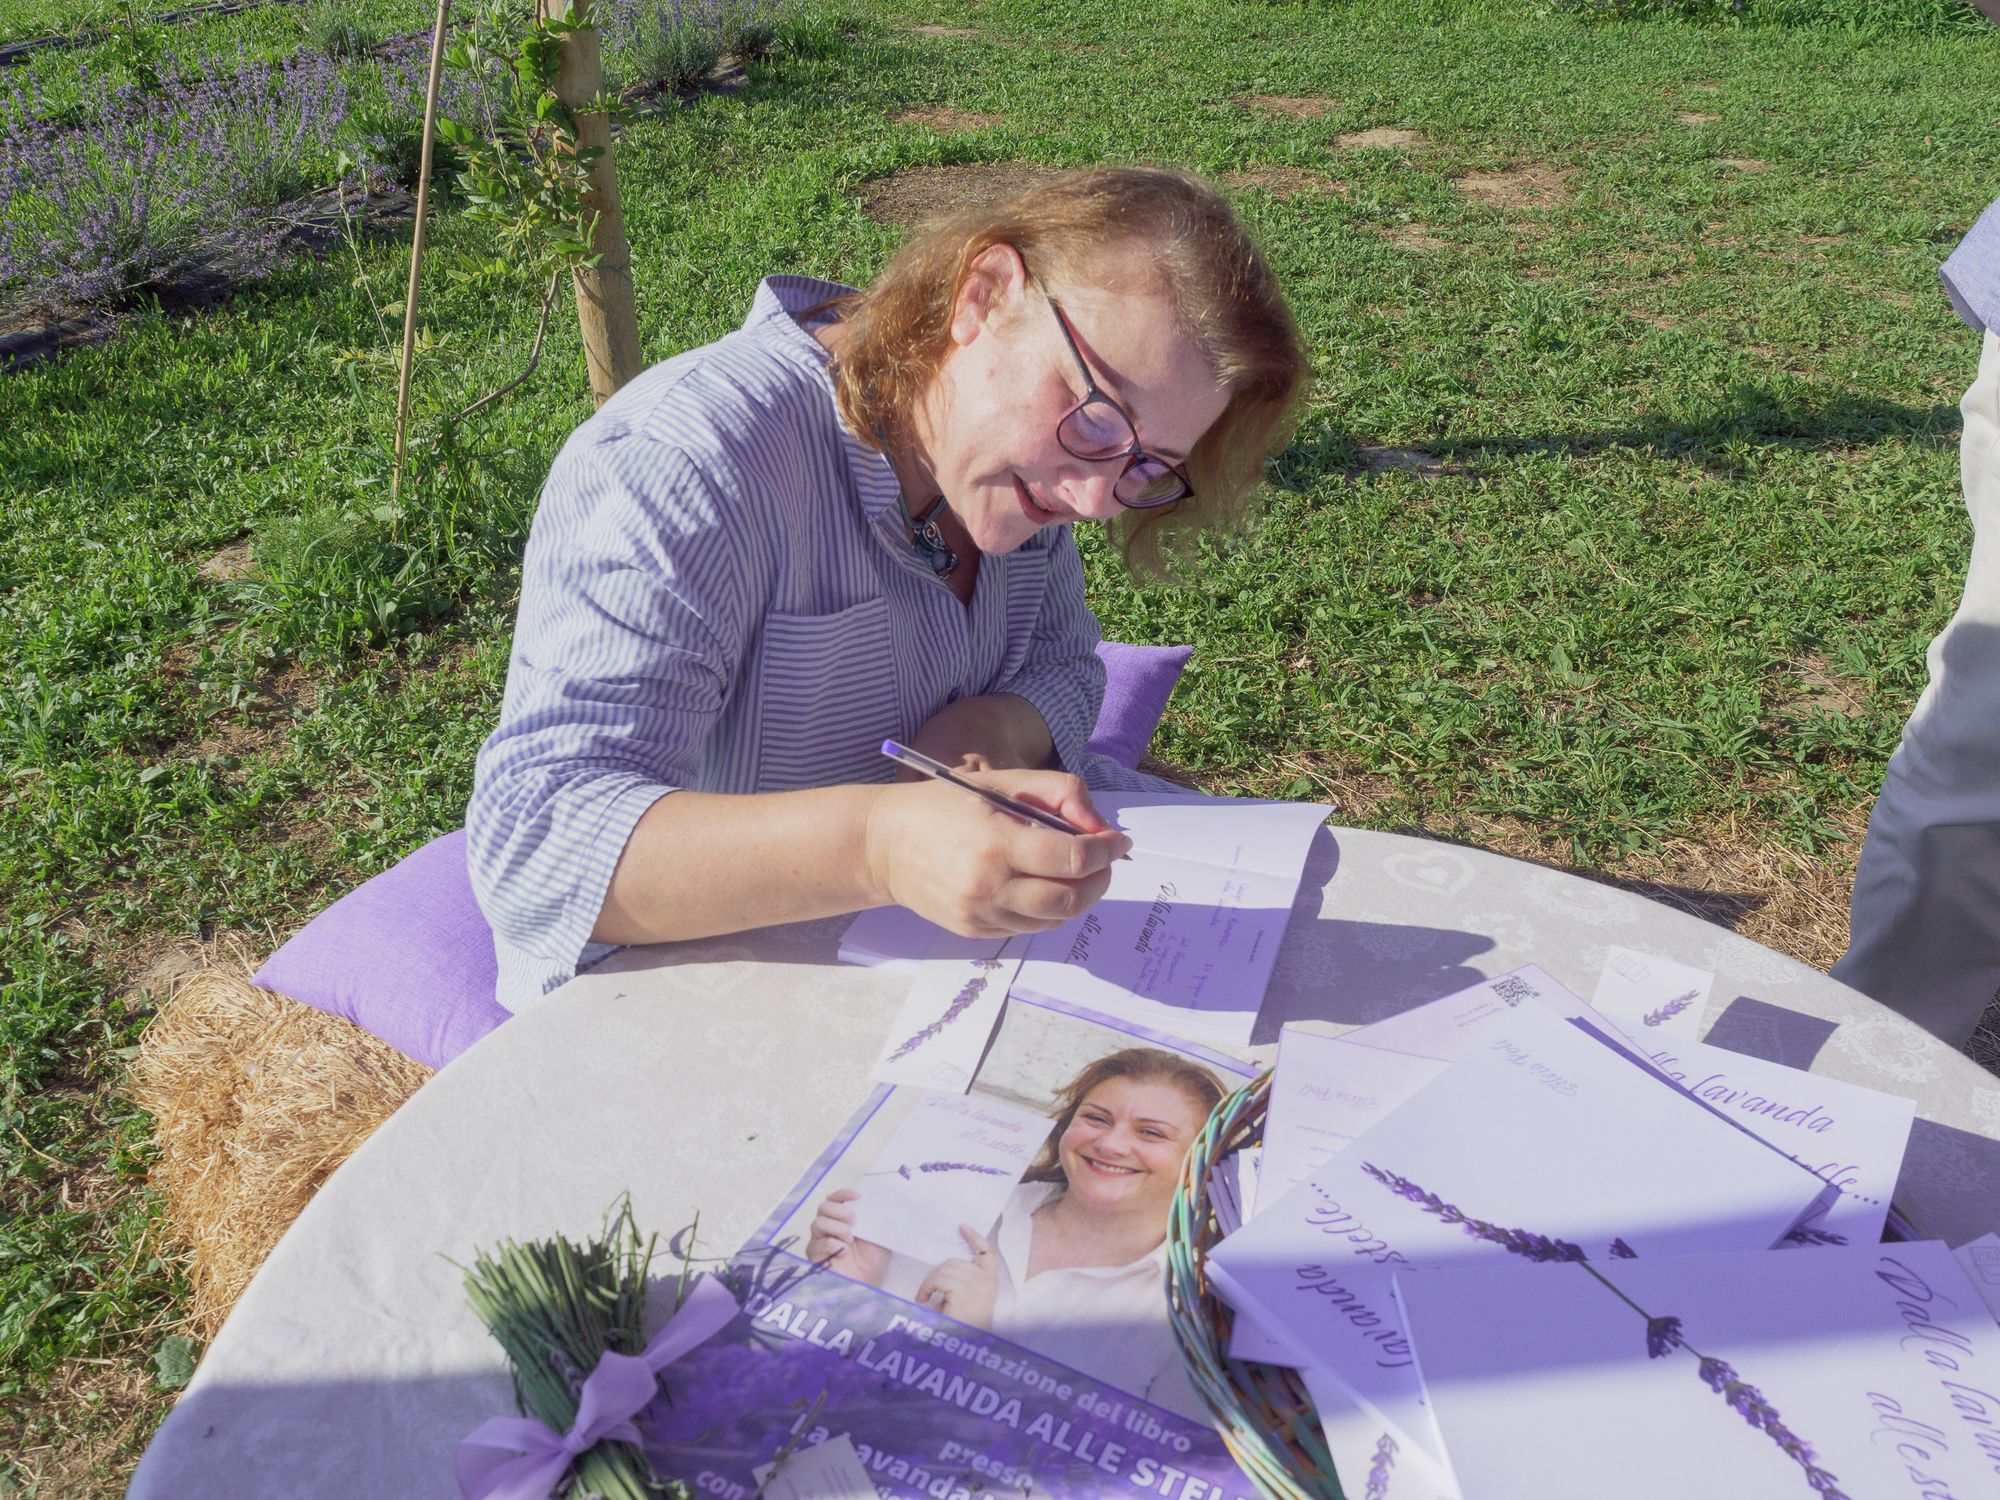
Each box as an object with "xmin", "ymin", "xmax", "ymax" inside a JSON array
[{"xmin": 1278, "ymin": 384, "xmax": 1960, "ymax": 487}]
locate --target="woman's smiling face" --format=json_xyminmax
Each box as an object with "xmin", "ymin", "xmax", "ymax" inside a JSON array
[
  {"xmin": 1056, "ymin": 1074, "xmax": 1207, "ymax": 1218},
  {"xmin": 917, "ymin": 244, "xmax": 1232, "ymax": 557}
]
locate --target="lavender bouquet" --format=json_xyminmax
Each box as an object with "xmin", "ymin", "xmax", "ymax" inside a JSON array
[{"xmin": 457, "ymin": 1200, "xmax": 672, "ymax": 1500}]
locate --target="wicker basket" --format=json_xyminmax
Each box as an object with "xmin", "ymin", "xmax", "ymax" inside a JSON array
[{"xmin": 1167, "ymin": 1072, "xmax": 1347, "ymax": 1500}]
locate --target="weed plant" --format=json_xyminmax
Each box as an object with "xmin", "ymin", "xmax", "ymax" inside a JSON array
[{"xmin": 299, "ymin": 0, "xmax": 383, "ymax": 57}]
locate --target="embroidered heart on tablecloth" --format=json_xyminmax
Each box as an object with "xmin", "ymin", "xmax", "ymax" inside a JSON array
[{"xmin": 1379, "ymin": 848, "xmax": 1475, "ymax": 897}]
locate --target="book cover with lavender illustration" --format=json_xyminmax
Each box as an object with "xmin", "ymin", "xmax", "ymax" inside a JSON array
[
  {"xmin": 1204, "ymin": 1002, "xmax": 1837, "ymax": 1467},
  {"xmin": 641, "ymin": 995, "xmax": 1261, "ymax": 1500},
  {"xmin": 846, "ymin": 1090, "xmax": 1047, "ymax": 1266},
  {"xmin": 1394, "ymin": 1240, "xmax": 2000, "ymax": 1499},
  {"xmin": 1576, "ymin": 1016, "xmax": 1916, "ymax": 1247}
]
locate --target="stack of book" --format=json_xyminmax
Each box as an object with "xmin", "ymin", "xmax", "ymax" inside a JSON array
[{"xmin": 1205, "ymin": 969, "xmax": 2000, "ymax": 1499}]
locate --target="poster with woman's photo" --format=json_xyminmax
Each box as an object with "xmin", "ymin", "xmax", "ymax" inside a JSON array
[{"xmin": 641, "ymin": 996, "xmax": 1261, "ymax": 1500}]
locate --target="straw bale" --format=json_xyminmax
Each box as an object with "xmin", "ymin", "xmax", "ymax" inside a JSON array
[{"xmin": 131, "ymin": 963, "xmax": 431, "ymax": 1339}]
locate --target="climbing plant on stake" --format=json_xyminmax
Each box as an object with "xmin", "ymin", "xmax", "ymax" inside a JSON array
[
  {"xmin": 537, "ymin": 0, "xmax": 640, "ymax": 404},
  {"xmin": 436, "ymin": 0, "xmax": 642, "ymax": 409}
]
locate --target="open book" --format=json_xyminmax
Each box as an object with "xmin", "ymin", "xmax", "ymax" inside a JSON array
[{"xmin": 841, "ymin": 793, "xmax": 1330, "ymax": 1046}]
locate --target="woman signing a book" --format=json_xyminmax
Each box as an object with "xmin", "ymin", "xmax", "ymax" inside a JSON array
[
  {"xmin": 466, "ymin": 169, "xmax": 1307, "ymax": 1011},
  {"xmin": 806, "ymin": 1047, "xmax": 1227, "ymax": 1420}
]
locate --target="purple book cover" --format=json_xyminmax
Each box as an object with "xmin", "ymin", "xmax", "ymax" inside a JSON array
[{"xmin": 640, "ymin": 996, "xmax": 1263, "ymax": 1500}]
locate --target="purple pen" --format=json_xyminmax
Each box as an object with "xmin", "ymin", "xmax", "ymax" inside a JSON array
[{"xmin": 879, "ymin": 739, "xmax": 1093, "ymax": 835}]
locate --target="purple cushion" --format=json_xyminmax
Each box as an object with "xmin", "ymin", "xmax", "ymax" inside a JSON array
[
  {"xmin": 252, "ymin": 829, "xmax": 508, "ymax": 1071},
  {"xmin": 253, "ymin": 642, "xmax": 1192, "ymax": 1069},
  {"xmin": 1085, "ymin": 640, "xmax": 1194, "ymax": 768}
]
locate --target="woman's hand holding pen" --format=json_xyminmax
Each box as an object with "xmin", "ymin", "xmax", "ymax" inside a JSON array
[{"xmin": 863, "ymin": 769, "xmax": 1131, "ymax": 938}]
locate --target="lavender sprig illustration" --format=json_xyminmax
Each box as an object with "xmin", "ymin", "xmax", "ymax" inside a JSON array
[
  {"xmin": 1641, "ymin": 988, "xmax": 1699, "ymax": 1027},
  {"xmin": 1781, "ymin": 1223, "xmax": 1849, "ymax": 1248},
  {"xmin": 1644, "ymin": 1315, "xmax": 1683, "ymax": 1358},
  {"xmin": 1363, "ymin": 1434, "xmax": 1396, "ymax": 1500},
  {"xmin": 1360, "ymin": 1162, "xmax": 1587, "ymax": 1263},
  {"xmin": 884, "ymin": 959, "xmax": 1007, "ymax": 1061},
  {"xmin": 1357, "ymin": 1165, "xmax": 1851, "ymax": 1498},
  {"xmin": 1610, "ymin": 1237, "xmax": 1639, "ymax": 1259},
  {"xmin": 867, "ymin": 1161, "xmax": 1010, "ymax": 1181}
]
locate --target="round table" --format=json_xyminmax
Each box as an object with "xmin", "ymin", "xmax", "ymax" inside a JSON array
[{"xmin": 126, "ymin": 824, "xmax": 2000, "ymax": 1498}]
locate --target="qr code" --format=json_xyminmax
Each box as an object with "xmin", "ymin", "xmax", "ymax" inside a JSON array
[{"xmin": 1490, "ymin": 974, "xmax": 1536, "ymax": 1007}]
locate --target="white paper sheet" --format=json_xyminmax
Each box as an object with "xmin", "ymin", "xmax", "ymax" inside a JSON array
[
  {"xmin": 753, "ymin": 1434, "xmax": 881, "ymax": 1500},
  {"xmin": 870, "ymin": 937, "xmax": 1021, "ymax": 1092},
  {"xmin": 1581, "ymin": 1018, "xmax": 1916, "ymax": 1247},
  {"xmin": 1590, "ymin": 944, "xmax": 1713, "ymax": 1039},
  {"xmin": 1255, "ymin": 1033, "xmax": 1452, "ymax": 1218},
  {"xmin": 846, "ymin": 1091, "xmax": 1045, "ymax": 1267},
  {"xmin": 1397, "ymin": 1242, "xmax": 2000, "ymax": 1500},
  {"xmin": 1206, "ymin": 1003, "xmax": 1837, "ymax": 1466},
  {"xmin": 1335, "ymin": 965, "xmax": 1590, "ymax": 1063},
  {"xmin": 840, "ymin": 794, "xmax": 1330, "ymax": 1045},
  {"xmin": 1300, "ymin": 1368, "xmax": 1462, "ymax": 1500},
  {"xmin": 1228, "ymin": 1033, "xmax": 1448, "ymax": 1362}
]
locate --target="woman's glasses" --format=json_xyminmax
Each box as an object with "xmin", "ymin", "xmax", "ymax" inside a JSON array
[{"xmin": 1045, "ymin": 296, "xmax": 1195, "ymax": 510}]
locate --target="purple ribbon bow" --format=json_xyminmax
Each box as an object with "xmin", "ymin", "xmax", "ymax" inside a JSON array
[{"xmin": 453, "ymin": 1274, "xmax": 741, "ymax": 1500}]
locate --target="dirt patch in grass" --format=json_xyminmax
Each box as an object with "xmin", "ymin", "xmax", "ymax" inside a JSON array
[
  {"xmin": 1338, "ymin": 126, "xmax": 1424, "ymax": 149},
  {"xmin": 890, "ymin": 107, "xmax": 1006, "ymax": 132},
  {"xmin": 859, "ymin": 161, "xmax": 1061, "ymax": 227},
  {"xmin": 1778, "ymin": 652, "xmax": 1872, "ymax": 720},
  {"xmin": 1382, "ymin": 224, "xmax": 1448, "ymax": 252},
  {"xmin": 1234, "ymin": 94, "xmax": 1338, "ymax": 118},
  {"xmin": 196, "ymin": 538, "xmax": 255, "ymax": 582},
  {"xmin": 1455, "ymin": 164, "xmax": 1573, "ymax": 211},
  {"xmin": 1719, "ymin": 157, "xmax": 1768, "ymax": 173},
  {"xmin": 910, "ymin": 24, "xmax": 981, "ymax": 37},
  {"xmin": 1217, "ymin": 167, "xmax": 1348, "ymax": 199},
  {"xmin": 1675, "ymin": 110, "xmax": 1721, "ymax": 125}
]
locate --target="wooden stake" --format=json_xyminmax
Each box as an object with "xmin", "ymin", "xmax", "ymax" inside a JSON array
[
  {"xmin": 390, "ymin": 0, "xmax": 454, "ymax": 506},
  {"xmin": 540, "ymin": 0, "xmax": 641, "ymax": 405}
]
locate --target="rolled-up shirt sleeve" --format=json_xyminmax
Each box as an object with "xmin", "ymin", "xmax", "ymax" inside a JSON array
[
  {"xmin": 467, "ymin": 431, "xmax": 758, "ymax": 1003},
  {"xmin": 990, "ymin": 526, "xmax": 1106, "ymax": 773}
]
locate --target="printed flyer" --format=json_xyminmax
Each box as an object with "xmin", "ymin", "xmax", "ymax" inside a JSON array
[{"xmin": 641, "ymin": 996, "xmax": 1262, "ymax": 1500}]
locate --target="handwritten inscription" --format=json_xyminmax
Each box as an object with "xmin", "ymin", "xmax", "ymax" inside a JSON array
[
  {"xmin": 1487, "ymin": 1038, "xmax": 1580, "ymax": 1096},
  {"xmin": 1866, "ymin": 1253, "xmax": 2000, "ymax": 1488},
  {"xmin": 1304, "ymin": 1191, "xmax": 1408, "ymax": 1267},
  {"xmin": 1637, "ymin": 1048, "xmax": 1838, "ymax": 1135},
  {"xmin": 1132, "ymin": 883, "xmax": 1178, "ymax": 955},
  {"xmin": 1065, "ymin": 910, "xmax": 1103, "ymax": 966},
  {"xmin": 1293, "ymin": 1264, "xmax": 1413, "ymax": 1368}
]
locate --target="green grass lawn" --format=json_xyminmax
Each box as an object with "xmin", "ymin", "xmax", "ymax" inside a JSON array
[{"xmin": 4, "ymin": 0, "xmax": 1998, "ymax": 1490}]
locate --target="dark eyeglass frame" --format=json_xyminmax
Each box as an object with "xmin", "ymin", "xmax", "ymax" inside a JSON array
[{"xmin": 1044, "ymin": 295, "xmax": 1195, "ymax": 511}]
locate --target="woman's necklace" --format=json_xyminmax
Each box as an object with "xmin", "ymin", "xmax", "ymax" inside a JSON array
[{"xmin": 897, "ymin": 489, "xmax": 959, "ymax": 579}]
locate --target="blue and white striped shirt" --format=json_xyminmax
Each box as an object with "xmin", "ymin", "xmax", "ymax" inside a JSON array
[{"xmin": 468, "ymin": 276, "xmax": 1120, "ymax": 1010}]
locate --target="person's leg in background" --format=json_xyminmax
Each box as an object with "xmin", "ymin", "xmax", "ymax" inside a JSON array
[{"xmin": 1834, "ymin": 330, "xmax": 2000, "ymax": 1049}]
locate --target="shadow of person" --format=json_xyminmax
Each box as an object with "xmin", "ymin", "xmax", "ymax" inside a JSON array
[{"xmin": 1253, "ymin": 826, "xmax": 1495, "ymax": 1042}]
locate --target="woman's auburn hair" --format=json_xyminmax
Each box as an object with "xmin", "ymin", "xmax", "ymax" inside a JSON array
[
  {"xmin": 1021, "ymin": 1046, "xmax": 1227, "ymax": 1185},
  {"xmin": 826, "ymin": 167, "xmax": 1310, "ymax": 572}
]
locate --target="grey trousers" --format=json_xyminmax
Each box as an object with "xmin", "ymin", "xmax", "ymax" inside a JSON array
[{"xmin": 1834, "ymin": 329, "xmax": 2000, "ymax": 1048}]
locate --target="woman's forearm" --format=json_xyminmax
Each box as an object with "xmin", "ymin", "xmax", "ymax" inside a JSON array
[
  {"xmin": 905, "ymin": 691, "xmax": 1054, "ymax": 774},
  {"xmin": 591, "ymin": 784, "xmax": 891, "ymax": 944}
]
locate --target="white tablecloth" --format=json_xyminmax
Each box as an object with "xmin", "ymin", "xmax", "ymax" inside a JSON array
[{"xmin": 127, "ymin": 826, "xmax": 2000, "ymax": 1498}]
